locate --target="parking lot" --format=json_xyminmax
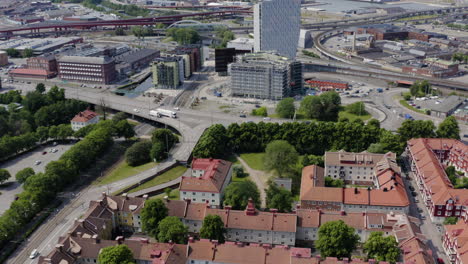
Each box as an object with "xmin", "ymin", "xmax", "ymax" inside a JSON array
[{"xmin": 0, "ymin": 142, "xmax": 74, "ymax": 214}]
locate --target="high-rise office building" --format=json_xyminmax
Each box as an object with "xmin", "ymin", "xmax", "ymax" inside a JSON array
[
  {"xmin": 254, "ymin": 0, "xmax": 301, "ymax": 59},
  {"xmin": 229, "ymin": 52, "xmax": 303, "ymax": 100}
]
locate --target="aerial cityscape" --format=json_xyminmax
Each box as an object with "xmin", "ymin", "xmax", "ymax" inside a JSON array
[{"xmin": 0, "ymin": 0, "xmax": 467, "ymax": 263}]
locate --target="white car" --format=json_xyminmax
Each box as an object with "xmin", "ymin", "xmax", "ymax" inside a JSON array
[
  {"xmin": 30, "ymin": 249, "xmax": 39, "ymax": 259},
  {"xmin": 263, "ymin": 117, "xmax": 271, "ymax": 121},
  {"xmin": 173, "ymin": 107, "xmax": 180, "ymax": 111},
  {"xmin": 133, "ymin": 108, "xmax": 140, "ymax": 113},
  {"xmin": 34, "ymin": 160, "xmax": 41, "ymax": 165}
]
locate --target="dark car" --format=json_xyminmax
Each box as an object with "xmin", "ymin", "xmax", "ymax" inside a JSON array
[
  {"xmin": 437, "ymin": 258, "xmax": 444, "ymax": 264},
  {"xmin": 239, "ymin": 114, "xmax": 246, "ymax": 118},
  {"xmin": 411, "ymin": 191, "xmax": 417, "ymax": 197},
  {"xmin": 409, "ymin": 186, "xmax": 415, "ymax": 191},
  {"xmin": 42, "ymin": 151, "xmax": 47, "ymax": 155}
]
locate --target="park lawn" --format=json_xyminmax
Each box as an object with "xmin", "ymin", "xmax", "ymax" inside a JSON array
[
  {"xmin": 338, "ymin": 111, "xmax": 371, "ymax": 122},
  {"xmin": 127, "ymin": 165, "xmax": 187, "ymax": 193},
  {"xmin": 151, "ymin": 189, "xmax": 180, "ymax": 200},
  {"xmin": 94, "ymin": 161, "xmax": 157, "ymax": 186},
  {"xmin": 240, "ymin": 153, "xmax": 266, "ymax": 171}
]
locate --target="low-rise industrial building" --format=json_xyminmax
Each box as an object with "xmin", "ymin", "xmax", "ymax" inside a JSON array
[
  {"xmin": 306, "ymin": 79, "xmax": 349, "ymax": 91},
  {"xmin": 0, "ymin": 51, "xmax": 8, "ymax": 66},
  {"xmin": 115, "ymin": 48, "xmax": 160, "ymax": 75}
]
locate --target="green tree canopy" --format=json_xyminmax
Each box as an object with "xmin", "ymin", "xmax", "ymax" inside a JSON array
[
  {"xmin": 141, "ymin": 198, "xmax": 168, "ymax": 238},
  {"xmin": 166, "ymin": 28, "xmax": 200, "ymax": 44},
  {"xmin": 232, "ymin": 164, "xmax": 248, "ymax": 178},
  {"xmin": 324, "ymin": 176, "xmax": 344, "ymax": 187},
  {"xmin": 264, "ymin": 140, "xmax": 299, "ymax": 177},
  {"xmin": 0, "ymin": 168, "xmax": 11, "ymax": 184},
  {"xmin": 265, "ymin": 180, "xmax": 293, "ymax": 213},
  {"xmin": 224, "ymin": 180, "xmax": 260, "ymax": 210},
  {"xmin": 410, "ymin": 80, "xmax": 433, "ymax": 97},
  {"xmin": 276, "ymin": 98, "xmax": 295, "ymax": 118},
  {"xmin": 363, "ymin": 231, "xmax": 400, "ymax": 263},
  {"xmin": 345, "ymin": 102, "xmax": 368, "ymax": 116},
  {"xmin": 302, "ymin": 154, "xmax": 324, "ymax": 167},
  {"xmin": 151, "ymin": 129, "xmax": 178, "ymax": 149},
  {"xmin": 300, "ymin": 92, "xmax": 341, "ymax": 121},
  {"xmin": 15, "ymin": 167, "xmax": 35, "ymax": 184},
  {"xmin": 22, "ymin": 48, "xmax": 34, "ymax": 58},
  {"xmin": 444, "ymin": 216, "xmax": 458, "ymax": 225},
  {"xmin": 200, "ymin": 214, "xmax": 226, "ymax": 243},
  {"xmin": 367, "ymin": 143, "xmax": 385, "ymax": 154},
  {"xmin": 98, "ymin": 244, "xmax": 135, "ymax": 264},
  {"xmin": 397, "ymin": 120, "xmax": 436, "ymax": 142},
  {"xmin": 35, "ymin": 83, "xmax": 46, "ymax": 93},
  {"xmin": 112, "ymin": 112, "xmax": 128, "ymax": 122},
  {"xmin": 315, "ymin": 220, "xmax": 360, "ymax": 258},
  {"xmin": 157, "ymin": 216, "xmax": 188, "ymax": 244},
  {"xmin": 252, "ymin": 106, "xmax": 268, "ymax": 117},
  {"xmin": 437, "ymin": 116, "xmax": 460, "ymax": 139},
  {"xmin": 125, "ymin": 140, "xmax": 152, "ymax": 166},
  {"xmin": 5, "ymin": 48, "xmax": 20, "ymax": 58},
  {"xmin": 115, "ymin": 120, "xmax": 135, "ymax": 139}
]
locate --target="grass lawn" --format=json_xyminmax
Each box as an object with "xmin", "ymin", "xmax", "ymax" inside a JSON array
[
  {"xmin": 338, "ymin": 111, "xmax": 371, "ymax": 122},
  {"xmin": 127, "ymin": 165, "xmax": 187, "ymax": 193},
  {"xmin": 151, "ymin": 189, "xmax": 180, "ymax": 200},
  {"xmin": 240, "ymin": 153, "xmax": 266, "ymax": 171},
  {"xmin": 94, "ymin": 161, "xmax": 157, "ymax": 186},
  {"xmin": 399, "ymin": 99, "xmax": 427, "ymax": 115}
]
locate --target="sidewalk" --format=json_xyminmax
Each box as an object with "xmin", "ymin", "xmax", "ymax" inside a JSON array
[{"xmin": 236, "ymin": 155, "xmax": 267, "ymax": 208}]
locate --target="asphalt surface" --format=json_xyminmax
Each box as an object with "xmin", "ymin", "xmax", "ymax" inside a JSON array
[{"xmin": 0, "ymin": 143, "xmax": 74, "ymax": 215}]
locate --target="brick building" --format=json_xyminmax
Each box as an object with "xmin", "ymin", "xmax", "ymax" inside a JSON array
[
  {"xmin": 406, "ymin": 138, "xmax": 468, "ymax": 223},
  {"xmin": 57, "ymin": 56, "xmax": 116, "ymax": 84},
  {"xmin": 27, "ymin": 54, "xmax": 57, "ymax": 74},
  {"xmin": 306, "ymin": 79, "xmax": 349, "ymax": 91}
]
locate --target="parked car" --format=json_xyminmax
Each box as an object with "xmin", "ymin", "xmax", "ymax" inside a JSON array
[
  {"xmin": 30, "ymin": 249, "xmax": 39, "ymax": 259},
  {"xmin": 409, "ymin": 186, "xmax": 415, "ymax": 191},
  {"xmin": 239, "ymin": 114, "xmax": 246, "ymax": 118},
  {"xmin": 437, "ymin": 258, "xmax": 445, "ymax": 264},
  {"xmin": 133, "ymin": 108, "xmax": 140, "ymax": 113},
  {"xmin": 35, "ymin": 160, "xmax": 41, "ymax": 165},
  {"xmin": 411, "ymin": 191, "xmax": 417, "ymax": 197},
  {"xmin": 42, "ymin": 151, "xmax": 47, "ymax": 155},
  {"xmin": 420, "ymin": 215, "xmax": 426, "ymax": 220},
  {"xmin": 263, "ymin": 117, "xmax": 271, "ymax": 121},
  {"xmin": 173, "ymin": 107, "xmax": 180, "ymax": 111},
  {"xmin": 415, "ymin": 199, "xmax": 419, "ymax": 203},
  {"xmin": 417, "ymin": 208, "xmax": 423, "ymax": 213}
]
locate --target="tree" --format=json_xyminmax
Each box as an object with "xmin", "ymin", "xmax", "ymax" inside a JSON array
[
  {"xmin": 363, "ymin": 232, "xmax": 400, "ymax": 263},
  {"xmin": 125, "ymin": 141, "xmax": 152, "ymax": 166},
  {"xmin": 151, "ymin": 129, "xmax": 178, "ymax": 150},
  {"xmin": 224, "ymin": 180, "xmax": 260, "ymax": 210},
  {"xmin": 445, "ymin": 165, "xmax": 457, "ymax": 185},
  {"xmin": 437, "ymin": 116, "xmax": 460, "ymax": 139},
  {"xmin": 157, "ymin": 216, "xmax": 188, "ymax": 244},
  {"xmin": 276, "ymin": 98, "xmax": 295, "ymax": 118},
  {"xmin": 5, "ymin": 48, "xmax": 20, "ymax": 58},
  {"xmin": 367, "ymin": 143, "xmax": 385, "ymax": 154},
  {"xmin": 345, "ymin": 102, "xmax": 368, "ymax": 116},
  {"xmin": 444, "ymin": 216, "xmax": 458, "ymax": 225},
  {"xmin": 141, "ymin": 198, "xmax": 168, "ymax": 238},
  {"xmin": 0, "ymin": 169, "xmax": 11, "ymax": 184},
  {"xmin": 252, "ymin": 106, "xmax": 268, "ymax": 117},
  {"xmin": 112, "ymin": 112, "xmax": 128, "ymax": 122},
  {"xmin": 265, "ymin": 180, "xmax": 293, "ymax": 212},
  {"xmin": 302, "ymin": 155, "xmax": 324, "ymax": 167},
  {"xmin": 200, "ymin": 215, "xmax": 226, "ymax": 242},
  {"xmin": 409, "ymin": 80, "xmax": 433, "ymax": 97},
  {"xmin": 264, "ymin": 140, "xmax": 299, "ymax": 177},
  {"xmin": 15, "ymin": 167, "xmax": 34, "ymax": 184},
  {"xmin": 367, "ymin": 118, "xmax": 380, "ymax": 129},
  {"xmin": 397, "ymin": 120, "xmax": 436, "ymax": 142},
  {"xmin": 56, "ymin": 124, "xmax": 73, "ymax": 140},
  {"xmin": 193, "ymin": 124, "xmax": 227, "ymax": 158},
  {"xmin": 35, "ymin": 83, "xmax": 46, "ymax": 93},
  {"xmin": 166, "ymin": 28, "xmax": 200, "ymax": 44},
  {"xmin": 22, "ymin": 48, "xmax": 34, "ymax": 58},
  {"xmin": 115, "ymin": 27, "xmax": 126, "ymax": 36},
  {"xmin": 300, "ymin": 92, "xmax": 341, "ymax": 121},
  {"xmin": 115, "ymin": 120, "xmax": 135, "ymax": 139},
  {"xmin": 315, "ymin": 220, "xmax": 360, "ymax": 258},
  {"xmin": 164, "ymin": 188, "xmax": 172, "ymax": 198},
  {"xmin": 150, "ymin": 141, "xmax": 166, "ymax": 161},
  {"xmin": 232, "ymin": 164, "xmax": 247, "ymax": 178},
  {"xmin": 324, "ymin": 176, "xmax": 344, "ymax": 187},
  {"xmin": 97, "ymin": 244, "xmax": 135, "ymax": 264},
  {"xmin": 47, "ymin": 86, "xmax": 65, "ymax": 102}
]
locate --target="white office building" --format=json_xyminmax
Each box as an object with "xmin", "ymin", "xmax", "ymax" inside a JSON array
[{"xmin": 254, "ymin": 0, "xmax": 301, "ymax": 59}]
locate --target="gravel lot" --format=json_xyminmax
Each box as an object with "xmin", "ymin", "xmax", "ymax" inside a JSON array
[{"xmin": 0, "ymin": 142, "xmax": 74, "ymax": 215}]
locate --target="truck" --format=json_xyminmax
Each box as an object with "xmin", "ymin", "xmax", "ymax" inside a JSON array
[
  {"xmin": 377, "ymin": 88, "xmax": 383, "ymax": 93},
  {"xmin": 149, "ymin": 109, "xmax": 177, "ymax": 118},
  {"xmin": 404, "ymin": 114, "xmax": 414, "ymax": 120}
]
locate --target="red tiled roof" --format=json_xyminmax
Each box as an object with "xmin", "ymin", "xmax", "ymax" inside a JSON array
[
  {"xmin": 71, "ymin": 110, "xmax": 98, "ymax": 123},
  {"xmin": 180, "ymin": 158, "xmax": 232, "ymax": 193}
]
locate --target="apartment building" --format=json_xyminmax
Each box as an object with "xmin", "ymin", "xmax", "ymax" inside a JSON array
[
  {"xmin": 166, "ymin": 199, "xmax": 297, "ymax": 246},
  {"xmin": 406, "ymin": 138, "xmax": 468, "ymax": 223},
  {"xmin": 70, "ymin": 110, "xmax": 99, "ymax": 131},
  {"xmin": 179, "ymin": 158, "xmax": 233, "ymax": 206},
  {"xmin": 443, "ymin": 219, "xmax": 468, "ymax": 264},
  {"xmin": 151, "ymin": 56, "xmax": 183, "ymax": 89},
  {"xmin": 325, "ymin": 151, "xmax": 397, "ymax": 186},
  {"xmin": 57, "ymin": 56, "xmax": 116, "ymax": 84},
  {"xmin": 300, "ymin": 164, "xmax": 409, "ymax": 213},
  {"xmin": 229, "ymin": 52, "xmax": 303, "ymax": 100}
]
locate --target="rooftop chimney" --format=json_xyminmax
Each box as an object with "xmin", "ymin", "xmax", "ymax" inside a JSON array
[{"xmin": 245, "ymin": 198, "xmax": 256, "ymax": 216}]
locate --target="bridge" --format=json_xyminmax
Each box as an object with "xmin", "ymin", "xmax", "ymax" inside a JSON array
[{"xmin": 0, "ymin": 9, "xmax": 252, "ymax": 37}]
